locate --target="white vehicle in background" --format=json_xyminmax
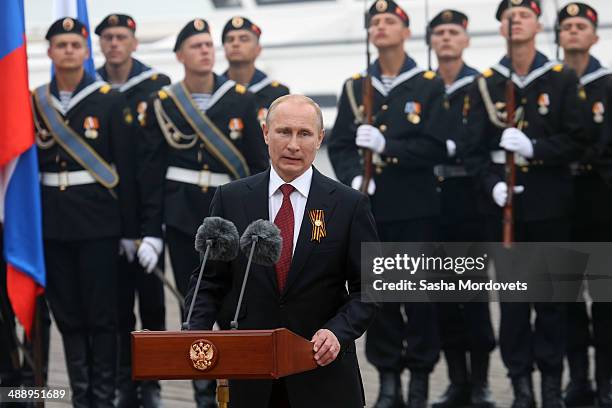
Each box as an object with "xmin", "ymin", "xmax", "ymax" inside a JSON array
[{"xmin": 25, "ymin": 0, "xmax": 612, "ymax": 129}]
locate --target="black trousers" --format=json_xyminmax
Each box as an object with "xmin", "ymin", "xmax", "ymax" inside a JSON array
[
  {"xmin": 486, "ymin": 217, "xmax": 569, "ymax": 378},
  {"xmin": 166, "ymin": 226, "xmax": 200, "ymax": 302},
  {"xmin": 569, "ymin": 190, "xmax": 612, "ymax": 377},
  {"xmin": 117, "ymin": 255, "xmax": 165, "ymax": 333},
  {"xmin": 45, "ymin": 238, "xmax": 119, "ymax": 407},
  {"xmin": 437, "ymin": 180, "xmax": 494, "ymax": 352},
  {"xmin": 45, "ymin": 238, "xmax": 119, "ymax": 334},
  {"xmin": 365, "ymin": 218, "xmax": 441, "ymax": 373}
]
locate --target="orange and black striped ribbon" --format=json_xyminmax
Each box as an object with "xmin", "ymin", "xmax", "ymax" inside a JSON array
[{"xmin": 308, "ymin": 209, "xmax": 326, "ymax": 243}]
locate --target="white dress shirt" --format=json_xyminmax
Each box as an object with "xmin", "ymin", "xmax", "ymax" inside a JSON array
[{"xmin": 268, "ymin": 166, "xmax": 313, "ymax": 255}]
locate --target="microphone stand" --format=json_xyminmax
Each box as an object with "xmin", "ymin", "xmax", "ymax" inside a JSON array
[
  {"xmin": 182, "ymin": 240, "xmax": 212, "ymax": 330},
  {"xmin": 231, "ymin": 237, "xmax": 258, "ymax": 330}
]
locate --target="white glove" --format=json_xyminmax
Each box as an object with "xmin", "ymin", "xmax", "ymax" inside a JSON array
[
  {"xmin": 446, "ymin": 139, "xmax": 457, "ymax": 158},
  {"xmin": 356, "ymin": 125, "xmax": 386, "ymax": 154},
  {"xmin": 492, "ymin": 182, "xmax": 525, "ymax": 208},
  {"xmin": 499, "ymin": 128, "xmax": 534, "ymax": 158},
  {"xmin": 351, "ymin": 175, "xmax": 376, "ymax": 195},
  {"xmin": 137, "ymin": 237, "xmax": 163, "ymax": 273},
  {"xmin": 119, "ymin": 239, "xmax": 137, "ymax": 263}
]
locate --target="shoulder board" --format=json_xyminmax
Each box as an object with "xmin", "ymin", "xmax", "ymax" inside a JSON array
[
  {"xmin": 151, "ymin": 73, "xmax": 159, "ymax": 81},
  {"xmin": 235, "ymin": 84, "xmax": 246, "ymax": 94},
  {"xmin": 483, "ymin": 69, "xmax": 494, "ymax": 78},
  {"xmin": 271, "ymin": 81, "xmax": 280, "ymax": 88},
  {"xmin": 99, "ymin": 84, "xmax": 112, "ymax": 94},
  {"xmin": 158, "ymin": 89, "xmax": 168, "ymax": 100},
  {"xmin": 352, "ymin": 73, "xmax": 362, "ymax": 80},
  {"xmin": 552, "ymin": 64, "xmax": 563, "ymax": 73},
  {"xmin": 423, "ymin": 71, "xmax": 436, "ymax": 80}
]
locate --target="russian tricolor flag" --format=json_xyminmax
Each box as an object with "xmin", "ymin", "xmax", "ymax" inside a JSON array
[{"xmin": 0, "ymin": 0, "xmax": 46, "ymax": 339}]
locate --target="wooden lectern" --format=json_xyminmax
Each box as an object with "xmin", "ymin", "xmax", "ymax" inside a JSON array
[{"xmin": 131, "ymin": 328, "xmax": 318, "ymax": 380}]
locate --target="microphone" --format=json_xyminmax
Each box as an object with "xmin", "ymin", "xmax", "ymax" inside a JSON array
[
  {"xmin": 231, "ymin": 220, "xmax": 282, "ymax": 330},
  {"xmin": 182, "ymin": 217, "xmax": 240, "ymax": 330}
]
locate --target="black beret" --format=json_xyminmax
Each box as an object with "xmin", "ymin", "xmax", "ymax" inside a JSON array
[
  {"xmin": 222, "ymin": 16, "xmax": 262, "ymax": 43},
  {"xmin": 429, "ymin": 9, "xmax": 469, "ymax": 30},
  {"xmin": 496, "ymin": 0, "xmax": 541, "ymax": 21},
  {"xmin": 95, "ymin": 14, "xmax": 137, "ymax": 36},
  {"xmin": 557, "ymin": 3, "xmax": 598, "ymax": 27},
  {"xmin": 45, "ymin": 17, "xmax": 89, "ymax": 41},
  {"xmin": 174, "ymin": 19, "xmax": 211, "ymax": 52},
  {"xmin": 367, "ymin": 0, "xmax": 410, "ymax": 27}
]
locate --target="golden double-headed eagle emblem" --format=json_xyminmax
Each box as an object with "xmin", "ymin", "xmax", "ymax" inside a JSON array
[{"xmin": 189, "ymin": 339, "xmax": 218, "ymax": 371}]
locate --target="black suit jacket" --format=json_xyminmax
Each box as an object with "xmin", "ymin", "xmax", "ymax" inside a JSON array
[{"xmin": 184, "ymin": 167, "xmax": 379, "ymax": 408}]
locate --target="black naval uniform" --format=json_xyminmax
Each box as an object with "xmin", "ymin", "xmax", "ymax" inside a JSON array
[
  {"xmin": 140, "ymin": 73, "xmax": 268, "ymax": 297},
  {"xmin": 97, "ymin": 58, "xmax": 170, "ymax": 408},
  {"xmin": 433, "ymin": 63, "xmax": 496, "ymax": 408},
  {"xmin": 566, "ymin": 56, "xmax": 612, "ymax": 407},
  {"xmin": 329, "ymin": 54, "xmax": 447, "ymax": 406},
  {"xmin": 465, "ymin": 51, "xmax": 585, "ymax": 404},
  {"xmin": 139, "ymin": 74, "xmax": 268, "ymax": 407},
  {"xmin": 34, "ymin": 72, "xmax": 138, "ymax": 408},
  {"xmin": 224, "ymin": 68, "xmax": 289, "ymax": 123}
]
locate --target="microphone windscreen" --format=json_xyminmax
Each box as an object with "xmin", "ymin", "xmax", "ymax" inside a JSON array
[
  {"xmin": 240, "ymin": 219, "xmax": 282, "ymax": 266},
  {"xmin": 194, "ymin": 217, "xmax": 239, "ymax": 261}
]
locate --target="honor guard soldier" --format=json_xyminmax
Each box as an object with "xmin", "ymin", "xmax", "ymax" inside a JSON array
[
  {"xmin": 328, "ymin": 1, "xmax": 448, "ymax": 407},
  {"xmin": 222, "ymin": 16, "xmax": 290, "ymax": 125},
  {"xmin": 95, "ymin": 13, "xmax": 171, "ymax": 408},
  {"xmin": 427, "ymin": 9, "xmax": 496, "ymax": 408},
  {"xmin": 464, "ymin": 1, "xmax": 586, "ymax": 407},
  {"xmin": 556, "ymin": 4, "xmax": 612, "ymax": 407},
  {"xmin": 138, "ymin": 19, "xmax": 269, "ymax": 407},
  {"xmin": 33, "ymin": 17, "xmax": 138, "ymax": 408}
]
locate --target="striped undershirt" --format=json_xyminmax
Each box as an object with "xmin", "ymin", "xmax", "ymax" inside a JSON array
[
  {"xmin": 59, "ymin": 91, "xmax": 72, "ymax": 111},
  {"xmin": 191, "ymin": 93, "xmax": 212, "ymax": 112},
  {"xmin": 381, "ymin": 75, "xmax": 395, "ymax": 93}
]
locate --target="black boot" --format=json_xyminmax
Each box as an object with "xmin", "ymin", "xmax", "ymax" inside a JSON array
[
  {"xmin": 193, "ymin": 379, "xmax": 217, "ymax": 408},
  {"xmin": 91, "ymin": 332, "xmax": 117, "ymax": 408},
  {"xmin": 432, "ymin": 351, "xmax": 470, "ymax": 408},
  {"xmin": 596, "ymin": 378, "xmax": 612, "ymax": 408},
  {"xmin": 373, "ymin": 371, "xmax": 404, "ymax": 408},
  {"xmin": 62, "ymin": 333, "xmax": 91, "ymax": 408},
  {"xmin": 116, "ymin": 331, "xmax": 139, "ymax": 408},
  {"xmin": 511, "ymin": 376, "xmax": 535, "ymax": 408},
  {"xmin": 470, "ymin": 352, "xmax": 495, "ymax": 408},
  {"xmin": 596, "ymin": 351, "xmax": 612, "ymax": 408},
  {"xmin": 141, "ymin": 380, "xmax": 164, "ymax": 408},
  {"xmin": 116, "ymin": 365, "xmax": 139, "ymax": 408},
  {"xmin": 542, "ymin": 374, "xmax": 565, "ymax": 408},
  {"xmin": 406, "ymin": 371, "xmax": 429, "ymax": 408},
  {"xmin": 564, "ymin": 350, "xmax": 594, "ymax": 407}
]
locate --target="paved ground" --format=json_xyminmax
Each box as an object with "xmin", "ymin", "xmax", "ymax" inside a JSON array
[{"xmin": 41, "ymin": 148, "xmax": 581, "ymax": 407}]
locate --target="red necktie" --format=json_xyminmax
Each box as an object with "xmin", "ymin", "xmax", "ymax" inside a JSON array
[{"xmin": 274, "ymin": 184, "xmax": 295, "ymax": 293}]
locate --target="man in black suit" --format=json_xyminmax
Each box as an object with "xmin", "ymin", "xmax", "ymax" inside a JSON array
[{"xmin": 184, "ymin": 94, "xmax": 379, "ymax": 408}]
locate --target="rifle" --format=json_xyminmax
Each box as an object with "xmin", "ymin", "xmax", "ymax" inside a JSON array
[
  {"xmin": 503, "ymin": 0, "xmax": 517, "ymax": 247},
  {"xmin": 360, "ymin": 9, "xmax": 374, "ymax": 194}
]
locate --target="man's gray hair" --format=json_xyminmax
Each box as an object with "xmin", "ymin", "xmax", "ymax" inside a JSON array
[{"xmin": 265, "ymin": 94, "xmax": 324, "ymax": 132}]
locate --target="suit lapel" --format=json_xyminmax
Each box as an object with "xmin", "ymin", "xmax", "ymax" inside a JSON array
[
  {"xmin": 244, "ymin": 170, "xmax": 279, "ymax": 292},
  {"xmin": 283, "ymin": 168, "xmax": 338, "ymax": 296}
]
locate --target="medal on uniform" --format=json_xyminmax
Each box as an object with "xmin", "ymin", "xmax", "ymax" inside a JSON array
[
  {"xmin": 308, "ymin": 209, "xmax": 326, "ymax": 243},
  {"xmin": 593, "ymin": 101, "xmax": 605, "ymax": 124},
  {"xmin": 257, "ymin": 108, "xmax": 268, "ymax": 127},
  {"xmin": 228, "ymin": 118, "xmax": 244, "ymax": 140},
  {"xmin": 537, "ymin": 93, "xmax": 550, "ymax": 116},
  {"xmin": 137, "ymin": 101, "xmax": 148, "ymax": 126},
  {"xmin": 404, "ymin": 101, "xmax": 421, "ymax": 125},
  {"xmin": 83, "ymin": 116, "xmax": 99, "ymax": 139}
]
